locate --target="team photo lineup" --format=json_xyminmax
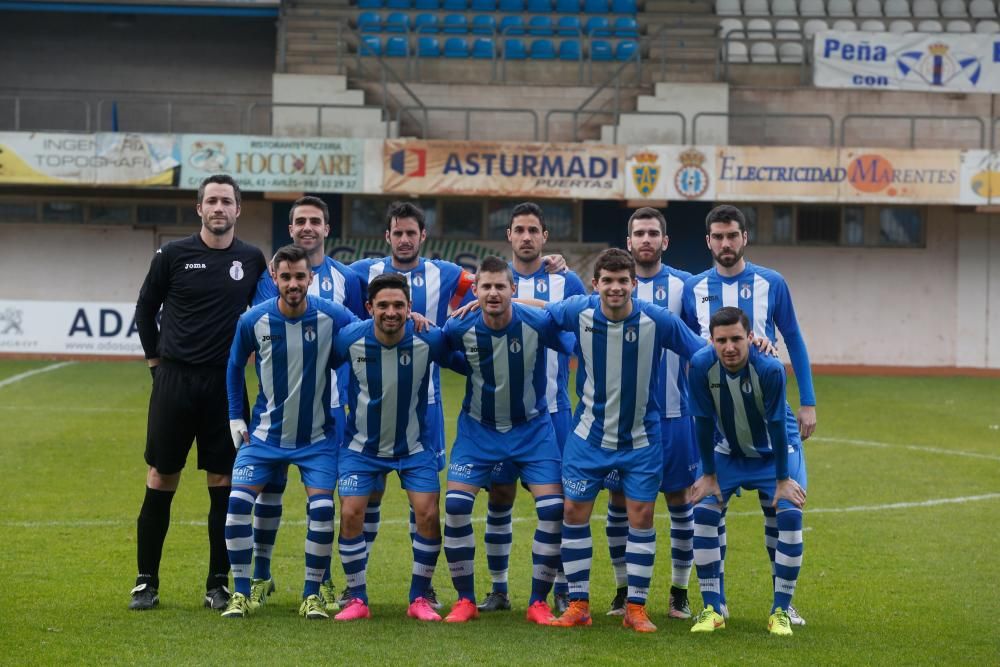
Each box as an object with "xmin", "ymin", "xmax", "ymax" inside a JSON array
[{"xmin": 129, "ymin": 172, "xmax": 814, "ymax": 636}]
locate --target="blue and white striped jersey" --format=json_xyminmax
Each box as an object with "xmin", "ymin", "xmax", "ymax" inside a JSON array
[
  {"xmin": 253, "ymin": 256, "xmax": 367, "ymax": 410},
  {"xmin": 512, "ymin": 265, "xmax": 586, "ymax": 414},
  {"xmin": 350, "ymin": 256, "xmax": 475, "ymax": 406},
  {"xmin": 689, "ymin": 345, "xmax": 800, "ymax": 458},
  {"xmin": 227, "ymin": 296, "xmax": 358, "ymax": 449},
  {"xmin": 635, "ymin": 265, "xmax": 693, "ymax": 419},
  {"xmin": 546, "ymin": 295, "xmax": 706, "ymax": 451},
  {"xmin": 442, "ymin": 302, "xmax": 575, "ymax": 433},
  {"xmin": 332, "ymin": 320, "xmax": 456, "ymax": 459}
]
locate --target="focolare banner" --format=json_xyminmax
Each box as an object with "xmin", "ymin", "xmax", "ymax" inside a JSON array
[
  {"xmin": 383, "ymin": 139, "xmax": 624, "ymax": 199},
  {"xmin": 0, "ymin": 300, "xmax": 144, "ymax": 357},
  {"xmin": 625, "ymin": 145, "xmax": 962, "ymax": 204},
  {"xmin": 813, "ymin": 30, "xmax": 1000, "ymax": 93}
]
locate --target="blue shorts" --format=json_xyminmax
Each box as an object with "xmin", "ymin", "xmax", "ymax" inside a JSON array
[
  {"xmin": 330, "ymin": 405, "xmax": 347, "ymax": 448},
  {"xmin": 489, "ymin": 409, "xmax": 570, "ymax": 486},
  {"xmin": 561, "ymin": 432, "xmax": 663, "ymax": 503},
  {"xmin": 426, "ymin": 401, "xmax": 447, "ymax": 471},
  {"xmin": 338, "ymin": 446, "xmax": 440, "ymax": 496},
  {"xmin": 550, "ymin": 408, "xmax": 572, "ymax": 452},
  {"xmin": 451, "ymin": 412, "xmax": 561, "ymax": 488},
  {"xmin": 660, "ymin": 416, "xmax": 701, "ymax": 494},
  {"xmin": 231, "ymin": 437, "xmax": 338, "ymax": 490},
  {"xmin": 702, "ymin": 447, "xmax": 807, "ymax": 511}
]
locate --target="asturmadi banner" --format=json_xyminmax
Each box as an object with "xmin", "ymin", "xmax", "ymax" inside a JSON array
[
  {"xmin": 813, "ymin": 30, "xmax": 1000, "ymax": 93},
  {"xmin": 180, "ymin": 135, "xmax": 368, "ymax": 193},
  {"xmin": 383, "ymin": 139, "xmax": 624, "ymax": 199},
  {"xmin": 0, "ymin": 300, "xmax": 144, "ymax": 357},
  {"xmin": 0, "ymin": 133, "xmax": 179, "ymax": 186}
]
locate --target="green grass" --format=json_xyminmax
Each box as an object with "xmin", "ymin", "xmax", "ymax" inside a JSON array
[{"xmin": 1, "ymin": 361, "xmax": 998, "ymax": 665}]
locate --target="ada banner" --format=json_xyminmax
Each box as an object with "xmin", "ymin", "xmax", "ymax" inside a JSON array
[
  {"xmin": 813, "ymin": 30, "xmax": 1000, "ymax": 93},
  {"xmin": 0, "ymin": 300, "xmax": 144, "ymax": 357},
  {"xmin": 0, "ymin": 132, "xmax": 179, "ymax": 186},
  {"xmin": 383, "ymin": 139, "xmax": 623, "ymax": 199},
  {"xmin": 180, "ymin": 135, "xmax": 367, "ymax": 193}
]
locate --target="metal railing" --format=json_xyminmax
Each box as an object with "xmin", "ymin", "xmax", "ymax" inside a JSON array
[
  {"xmin": 95, "ymin": 98, "xmax": 242, "ymax": 133},
  {"xmin": 396, "ymin": 104, "xmax": 540, "ymax": 140},
  {"xmin": 245, "ymin": 101, "xmax": 390, "ymax": 135},
  {"xmin": 842, "ymin": 114, "xmax": 986, "ymax": 148},
  {"xmin": 0, "ymin": 95, "xmax": 92, "ymax": 132},
  {"xmin": 609, "ymin": 111, "xmax": 686, "ymax": 144},
  {"xmin": 717, "ymin": 31, "xmax": 812, "ymax": 84},
  {"xmin": 694, "ymin": 111, "xmax": 836, "ymax": 146}
]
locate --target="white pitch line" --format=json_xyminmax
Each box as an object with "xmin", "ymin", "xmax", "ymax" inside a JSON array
[
  {"xmin": 0, "ymin": 361, "xmax": 75, "ymax": 389},
  {"xmin": 811, "ymin": 436, "xmax": 1000, "ymax": 463}
]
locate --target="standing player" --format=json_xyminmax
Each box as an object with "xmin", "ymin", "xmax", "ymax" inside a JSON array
[
  {"xmin": 687, "ymin": 307, "xmax": 806, "ymax": 636},
  {"xmin": 440, "ymin": 256, "xmax": 572, "ymax": 625},
  {"xmin": 130, "ymin": 174, "xmax": 267, "ymax": 611},
  {"xmin": 248, "ymin": 196, "xmax": 366, "ymax": 611},
  {"xmin": 477, "ymin": 203, "xmax": 586, "ymax": 614},
  {"xmin": 544, "ymin": 249, "xmax": 706, "ymax": 633},
  {"xmin": 330, "ymin": 274, "xmax": 462, "ymax": 622},
  {"xmin": 220, "ymin": 245, "xmax": 358, "ymax": 619},
  {"xmin": 682, "ymin": 203, "xmax": 816, "ymax": 625}
]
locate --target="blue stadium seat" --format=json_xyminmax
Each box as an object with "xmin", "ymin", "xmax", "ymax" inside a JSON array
[
  {"xmin": 499, "ymin": 15, "xmax": 525, "ymax": 34},
  {"xmin": 615, "ymin": 39, "xmax": 638, "ymax": 60},
  {"xmin": 418, "ymin": 36, "xmax": 441, "ymax": 56},
  {"xmin": 472, "ymin": 37, "xmax": 496, "ymax": 57},
  {"xmin": 385, "ymin": 0, "xmax": 411, "ymax": 8},
  {"xmin": 529, "ymin": 16, "xmax": 554, "ymax": 34},
  {"xmin": 385, "ymin": 35, "xmax": 409, "ymax": 56},
  {"xmin": 360, "ymin": 34, "xmax": 382, "ymax": 55},
  {"xmin": 442, "ymin": 13, "xmax": 468, "ymax": 33},
  {"xmin": 555, "ymin": 0, "xmax": 579, "ymax": 11},
  {"xmin": 414, "ymin": 0, "xmax": 439, "ymax": 7},
  {"xmin": 527, "ymin": 0, "xmax": 552, "ymax": 12},
  {"xmin": 584, "ymin": 0, "xmax": 608, "ymax": 12},
  {"xmin": 504, "ymin": 37, "xmax": 528, "ymax": 59},
  {"xmin": 530, "ymin": 38, "xmax": 557, "ymax": 58},
  {"xmin": 614, "ymin": 16, "xmax": 638, "ymax": 36},
  {"xmin": 471, "ymin": 0, "xmax": 497, "ymax": 8},
  {"xmin": 585, "ymin": 16, "xmax": 611, "ymax": 35},
  {"xmin": 499, "ymin": 0, "xmax": 526, "ymax": 11},
  {"xmin": 472, "ymin": 15, "xmax": 497, "ymax": 34},
  {"xmin": 611, "ymin": 0, "xmax": 636, "ymax": 13},
  {"xmin": 358, "ymin": 11, "xmax": 381, "ymax": 32},
  {"xmin": 558, "ymin": 38, "xmax": 581, "ymax": 59},
  {"xmin": 557, "ymin": 15, "xmax": 582, "ymax": 34},
  {"xmin": 384, "ymin": 12, "xmax": 410, "ymax": 32},
  {"xmin": 591, "ymin": 39, "xmax": 613, "ymax": 60},
  {"xmin": 444, "ymin": 36, "xmax": 470, "ymax": 56},
  {"xmin": 442, "ymin": 0, "xmax": 468, "ymax": 9},
  {"xmin": 358, "ymin": 0, "xmax": 382, "ymax": 8},
  {"xmin": 414, "ymin": 13, "xmax": 439, "ymax": 32}
]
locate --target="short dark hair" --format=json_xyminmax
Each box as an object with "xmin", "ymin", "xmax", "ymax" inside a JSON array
[
  {"xmin": 508, "ymin": 202, "xmax": 546, "ymax": 232},
  {"xmin": 270, "ymin": 244, "xmax": 309, "ymax": 271},
  {"xmin": 289, "ymin": 196, "xmax": 329, "ymax": 226},
  {"xmin": 368, "ymin": 273, "xmax": 411, "ymax": 304},
  {"xmin": 593, "ymin": 247, "xmax": 636, "ymax": 281},
  {"xmin": 627, "ymin": 207, "xmax": 666, "ymax": 235},
  {"xmin": 476, "ymin": 255, "xmax": 514, "ymax": 283},
  {"xmin": 705, "ymin": 204, "xmax": 746, "ymax": 233},
  {"xmin": 709, "ymin": 306, "xmax": 751, "ymax": 336},
  {"xmin": 385, "ymin": 201, "xmax": 425, "ymax": 232},
  {"xmin": 197, "ymin": 174, "xmax": 241, "ymax": 208}
]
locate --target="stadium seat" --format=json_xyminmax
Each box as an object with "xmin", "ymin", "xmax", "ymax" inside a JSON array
[
  {"xmin": 799, "ymin": 0, "xmax": 826, "ymax": 16},
  {"xmin": 750, "ymin": 41, "xmax": 778, "ymax": 62},
  {"xmin": 385, "ymin": 35, "xmax": 409, "ymax": 56},
  {"xmin": 472, "ymin": 0, "xmax": 497, "ymax": 7},
  {"xmin": 744, "ymin": 0, "xmax": 769, "ymax": 16},
  {"xmin": 614, "ymin": 17, "xmax": 639, "ymax": 36},
  {"xmin": 716, "ymin": 0, "xmax": 741, "ymax": 15},
  {"xmin": 947, "ymin": 19, "xmax": 973, "ymax": 31},
  {"xmin": 471, "ymin": 15, "xmax": 496, "ymax": 33},
  {"xmin": 747, "ymin": 18, "xmax": 773, "ymax": 36},
  {"xmin": 888, "ymin": 18, "xmax": 915, "ymax": 31},
  {"xmin": 443, "ymin": 36, "xmax": 469, "ymax": 56},
  {"xmin": 861, "ymin": 18, "xmax": 887, "ymax": 30},
  {"xmin": 828, "ymin": 0, "xmax": 855, "ymax": 17},
  {"xmin": 556, "ymin": 0, "xmax": 581, "ymax": 10},
  {"xmin": 504, "ymin": 37, "xmax": 528, "ymax": 58},
  {"xmin": 358, "ymin": 11, "xmax": 381, "ymax": 32},
  {"xmin": 530, "ymin": 38, "xmax": 557, "ymax": 58},
  {"xmin": 971, "ymin": 0, "xmax": 998, "ymax": 18},
  {"xmin": 443, "ymin": 0, "xmax": 468, "ymax": 8},
  {"xmin": 779, "ymin": 41, "xmax": 804, "ymax": 62},
  {"xmin": 500, "ymin": 15, "xmax": 525, "ymax": 34},
  {"xmin": 584, "ymin": 0, "xmax": 609, "ymax": 13},
  {"xmin": 615, "ymin": 39, "xmax": 638, "ymax": 60},
  {"xmin": 386, "ymin": 0, "xmax": 411, "ymax": 8},
  {"xmin": 415, "ymin": 0, "xmax": 440, "ymax": 7},
  {"xmin": 557, "ymin": 15, "xmax": 583, "ymax": 34},
  {"xmin": 771, "ymin": 0, "xmax": 798, "ymax": 16},
  {"xmin": 418, "ymin": 36, "xmax": 441, "ymax": 56},
  {"xmin": 499, "ymin": 0, "xmax": 526, "ymax": 10},
  {"xmin": 802, "ymin": 18, "xmax": 829, "ymax": 36},
  {"xmin": 414, "ymin": 13, "xmax": 439, "ymax": 32},
  {"xmin": 720, "ymin": 17, "xmax": 745, "ymax": 36},
  {"xmin": 360, "ymin": 34, "xmax": 382, "ymax": 55},
  {"xmin": 591, "ymin": 39, "xmax": 613, "ymax": 59},
  {"xmin": 775, "ymin": 18, "xmax": 801, "ymax": 37},
  {"xmin": 912, "ymin": 0, "xmax": 939, "ymax": 17},
  {"xmin": 976, "ymin": 18, "xmax": 1000, "ymax": 31},
  {"xmin": 833, "ymin": 18, "xmax": 858, "ymax": 29},
  {"xmin": 586, "ymin": 16, "xmax": 612, "ymax": 35},
  {"xmin": 358, "ymin": 0, "xmax": 383, "ymax": 8},
  {"xmin": 884, "ymin": 0, "xmax": 911, "ymax": 17},
  {"xmin": 529, "ymin": 16, "xmax": 554, "ymax": 34},
  {"xmin": 527, "ymin": 0, "xmax": 552, "ymax": 11},
  {"xmin": 559, "ymin": 38, "xmax": 582, "ymax": 59},
  {"xmin": 916, "ymin": 18, "xmax": 943, "ymax": 30},
  {"xmin": 856, "ymin": 0, "xmax": 882, "ymax": 16},
  {"xmin": 611, "ymin": 0, "xmax": 637, "ymax": 13},
  {"xmin": 442, "ymin": 14, "xmax": 468, "ymax": 33},
  {"xmin": 941, "ymin": 0, "xmax": 969, "ymax": 17},
  {"xmin": 725, "ymin": 40, "xmax": 749, "ymax": 62},
  {"xmin": 472, "ymin": 37, "xmax": 496, "ymax": 57},
  {"xmin": 384, "ymin": 12, "xmax": 410, "ymax": 33}
]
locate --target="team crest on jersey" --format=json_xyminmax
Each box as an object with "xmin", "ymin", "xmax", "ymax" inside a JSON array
[
  {"xmin": 624, "ymin": 327, "xmax": 638, "ymax": 343},
  {"xmin": 740, "ymin": 284, "xmax": 752, "ymax": 300},
  {"xmin": 631, "ymin": 150, "xmax": 660, "ymax": 198},
  {"xmin": 321, "ymin": 277, "xmax": 333, "ymax": 292},
  {"xmin": 509, "ymin": 338, "xmax": 522, "ymax": 354},
  {"xmin": 535, "ymin": 279, "xmax": 548, "ymax": 294},
  {"xmin": 674, "ymin": 148, "xmax": 710, "ymax": 199},
  {"xmin": 741, "ymin": 379, "xmax": 753, "ymax": 395},
  {"xmin": 411, "ymin": 274, "xmax": 425, "ymax": 288},
  {"xmin": 229, "ymin": 261, "xmax": 245, "ymax": 281},
  {"xmin": 304, "ymin": 325, "xmax": 316, "ymax": 343},
  {"xmin": 654, "ymin": 286, "xmax": 667, "ymax": 302},
  {"xmin": 399, "ymin": 351, "xmax": 412, "ymax": 366}
]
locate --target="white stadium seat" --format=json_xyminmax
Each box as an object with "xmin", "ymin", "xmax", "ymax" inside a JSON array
[
  {"xmin": 884, "ymin": 0, "xmax": 911, "ymax": 17},
  {"xmin": 833, "ymin": 18, "xmax": 859, "ymax": 29},
  {"xmin": 970, "ymin": 0, "xmax": 998, "ymax": 17},
  {"xmin": 779, "ymin": 41, "xmax": 805, "ymax": 61},
  {"xmin": 916, "ymin": 18, "xmax": 944, "ymax": 31},
  {"xmin": 775, "ymin": 17, "xmax": 802, "ymax": 36},
  {"xmin": 719, "ymin": 17, "xmax": 745, "ymax": 36},
  {"xmin": 912, "ymin": 0, "xmax": 940, "ymax": 17},
  {"xmin": 941, "ymin": 0, "xmax": 969, "ymax": 17},
  {"xmin": 803, "ymin": 17, "xmax": 830, "ymax": 35},
  {"xmin": 800, "ymin": 0, "xmax": 827, "ymax": 16},
  {"xmin": 828, "ymin": 0, "xmax": 854, "ymax": 16},
  {"xmin": 888, "ymin": 18, "xmax": 915, "ymax": 31},
  {"xmin": 861, "ymin": 18, "xmax": 887, "ymax": 29},
  {"xmin": 750, "ymin": 41, "xmax": 779, "ymax": 61},
  {"xmin": 856, "ymin": 0, "xmax": 882, "ymax": 16},
  {"xmin": 725, "ymin": 40, "xmax": 750, "ymax": 62},
  {"xmin": 946, "ymin": 19, "xmax": 973, "ymax": 30},
  {"xmin": 744, "ymin": 0, "xmax": 770, "ymax": 15},
  {"xmin": 747, "ymin": 17, "xmax": 774, "ymax": 34},
  {"xmin": 976, "ymin": 18, "xmax": 1000, "ymax": 31},
  {"xmin": 716, "ymin": 0, "xmax": 742, "ymax": 15},
  {"xmin": 772, "ymin": 0, "xmax": 798, "ymax": 15}
]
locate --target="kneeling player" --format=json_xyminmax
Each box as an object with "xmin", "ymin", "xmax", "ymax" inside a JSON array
[{"xmin": 688, "ymin": 307, "xmax": 807, "ymax": 636}]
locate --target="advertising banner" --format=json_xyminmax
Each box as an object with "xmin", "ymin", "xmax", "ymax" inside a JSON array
[
  {"xmin": 383, "ymin": 139, "xmax": 624, "ymax": 199},
  {"xmin": 624, "ymin": 145, "xmax": 717, "ymax": 201},
  {"xmin": 813, "ymin": 30, "xmax": 1000, "ymax": 93},
  {"xmin": 0, "ymin": 300, "xmax": 144, "ymax": 357}
]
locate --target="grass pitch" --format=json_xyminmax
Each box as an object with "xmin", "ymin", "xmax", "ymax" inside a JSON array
[{"xmin": 0, "ymin": 360, "xmax": 997, "ymax": 665}]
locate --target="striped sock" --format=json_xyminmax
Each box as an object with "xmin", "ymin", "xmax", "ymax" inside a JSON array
[
  {"xmin": 693, "ymin": 502, "xmax": 723, "ymax": 611},
  {"xmin": 338, "ymin": 533, "xmax": 368, "ymax": 603},
  {"xmin": 626, "ymin": 526, "xmax": 656, "ymax": 605},
  {"xmin": 410, "ymin": 533, "xmax": 442, "ymax": 603},
  {"xmin": 225, "ymin": 487, "xmax": 258, "ymax": 597},
  {"xmin": 363, "ymin": 500, "xmax": 382, "ymax": 557},
  {"xmin": 606, "ymin": 503, "xmax": 628, "ymax": 588},
  {"xmin": 554, "ymin": 570, "xmax": 569, "ymax": 596},
  {"xmin": 252, "ymin": 479, "xmax": 286, "ymax": 581},
  {"xmin": 409, "ymin": 505, "xmax": 417, "ymax": 545},
  {"xmin": 562, "ymin": 521, "xmax": 592, "ymax": 601},
  {"xmin": 444, "ymin": 490, "xmax": 477, "ymax": 602},
  {"xmin": 760, "ymin": 494, "xmax": 779, "ymax": 578},
  {"xmin": 668, "ymin": 502, "xmax": 694, "ymax": 589},
  {"xmin": 485, "ymin": 502, "xmax": 514, "ymax": 594},
  {"xmin": 718, "ymin": 508, "xmax": 728, "ymax": 607},
  {"xmin": 773, "ymin": 509, "xmax": 804, "ymax": 612},
  {"xmin": 303, "ymin": 494, "xmax": 334, "ymax": 598},
  {"xmin": 529, "ymin": 495, "xmax": 563, "ymax": 604}
]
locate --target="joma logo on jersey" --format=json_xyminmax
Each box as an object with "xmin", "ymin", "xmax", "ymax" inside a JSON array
[
  {"xmin": 710, "ymin": 382, "xmax": 721, "ymax": 389},
  {"xmin": 449, "ymin": 463, "xmax": 474, "ymax": 478},
  {"xmin": 261, "ymin": 335, "xmax": 283, "ymax": 342},
  {"xmin": 185, "ymin": 263, "xmax": 207, "ymax": 270},
  {"xmin": 355, "ymin": 356, "xmax": 373, "ymax": 363},
  {"xmin": 584, "ymin": 326, "xmax": 595, "ymax": 333},
  {"xmin": 701, "ymin": 295, "xmax": 719, "ymax": 303}
]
